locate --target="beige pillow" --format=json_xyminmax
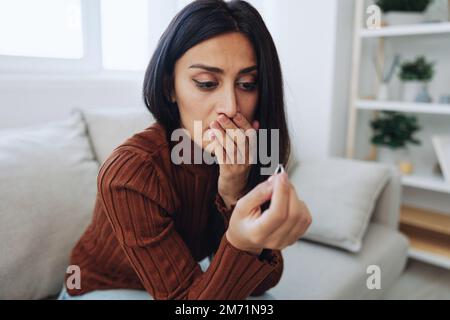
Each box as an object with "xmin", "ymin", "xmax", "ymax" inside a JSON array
[
  {"xmin": 0, "ymin": 112, "xmax": 99, "ymax": 299},
  {"xmin": 290, "ymin": 158, "xmax": 392, "ymax": 252},
  {"xmin": 74, "ymin": 107, "xmax": 155, "ymax": 164}
]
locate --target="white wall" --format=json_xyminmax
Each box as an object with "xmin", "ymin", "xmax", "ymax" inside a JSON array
[
  {"xmin": 264, "ymin": 0, "xmax": 354, "ymax": 161},
  {"xmin": 0, "ymin": 74, "xmax": 145, "ymax": 130}
]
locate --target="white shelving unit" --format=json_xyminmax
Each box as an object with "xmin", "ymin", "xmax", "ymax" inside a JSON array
[
  {"xmin": 356, "ymin": 100, "xmax": 450, "ymax": 115},
  {"xmin": 402, "ymin": 174, "xmax": 450, "ymax": 194},
  {"xmin": 360, "ymin": 21, "xmax": 450, "ymax": 38},
  {"xmin": 409, "ymin": 248, "xmax": 450, "ymax": 270},
  {"xmin": 346, "ymin": 1, "xmax": 450, "ymax": 269}
]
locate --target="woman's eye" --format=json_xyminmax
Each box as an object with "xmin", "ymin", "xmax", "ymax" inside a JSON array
[
  {"xmin": 193, "ymin": 79, "xmax": 218, "ymax": 90},
  {"xmin": 237, "ymin": 82, "xmax": 257, "ymax": 91}
]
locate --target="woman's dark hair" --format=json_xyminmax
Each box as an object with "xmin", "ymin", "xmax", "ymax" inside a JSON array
[{"xmin": 143, "ymin": 0, "xmax": 290, "ymax": 191}]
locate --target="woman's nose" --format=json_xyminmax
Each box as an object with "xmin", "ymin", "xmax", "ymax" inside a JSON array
[{"xmin": 216, "ymin": 88, "xmax": 238, "ymax": 118}]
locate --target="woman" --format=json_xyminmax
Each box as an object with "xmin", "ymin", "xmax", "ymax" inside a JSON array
[{"xmin": 59, "ymin": 0, "xmax": 311, "ymax": 300}]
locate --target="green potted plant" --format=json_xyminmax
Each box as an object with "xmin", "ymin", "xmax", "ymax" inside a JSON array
[
  {"xmin": 376, "ymin": 0, "xmax": 433, "ymax": 25},
  {"xmin": 399, "ymin": 56, "xmax": 434, "ymax": 102},
  {"xmin": 370, "ymin": 111, "xmax": 421, "ymax": 174}
]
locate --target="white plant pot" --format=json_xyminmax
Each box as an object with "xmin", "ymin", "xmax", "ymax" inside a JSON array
[
  {"xmin": 384, "ymin": 12, "xmax": 425, "ymax": 26},
  {"xmin": 377, "ymin": 147, "xmax": 414, "ymax": 174},
  {"xmin": 401, "ymin": 81, "xmax": 426, "ymax": 102},
  {"xmin": 377, "ymin": 82, "xmax": 389, "ymax": 101},
  {"xmin": 377, "ymin": 147, "xmax": 400, "ymax": 164}
]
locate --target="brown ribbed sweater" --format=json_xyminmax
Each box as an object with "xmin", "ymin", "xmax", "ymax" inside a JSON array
[{"xmin": 66, "ymin": 122, "xmax": 283, "ymax": 300}]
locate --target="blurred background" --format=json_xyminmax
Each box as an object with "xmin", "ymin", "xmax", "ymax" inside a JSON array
[{"xmin": 0, "ymin": 0, "xmax": 449, "ymax": 299}]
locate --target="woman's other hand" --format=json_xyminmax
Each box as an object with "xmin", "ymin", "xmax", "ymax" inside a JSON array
[
  {"xmin": 206, "ymin": 112, "xmax": 259, "ymax": 209},
  {"xmin": 225, "ymin": 172, "xmax": 312, "ymax": 256}
]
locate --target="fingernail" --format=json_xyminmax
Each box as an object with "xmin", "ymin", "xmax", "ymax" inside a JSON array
[
  {"xmin": 280, "ymin": 172, "xmax": 288, "ymax": 184},
  {"xmin": 235, "ymin": 113, "xmax": 242, "ymax": 121},
  {"xmin": 219, "ymin": 115, "xmax": 227, "ymax": 123}
]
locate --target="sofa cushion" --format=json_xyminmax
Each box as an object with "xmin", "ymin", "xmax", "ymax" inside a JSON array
[
  {"xmin": 0, "ymin": 112, "xmax": 99, "ymax": 299},
  {"xmin": 74, "ymin": 107, "xmax": 155, "ymax": 164},
  {"xmin": 268, "ymin": 223, "xmax": 409, "ymax": 299},
  {"xmin": 290, "ymin": 158, "xmax": 392, "ymax": 252}
]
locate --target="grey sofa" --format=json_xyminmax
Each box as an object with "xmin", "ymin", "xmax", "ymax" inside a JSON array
[{"xmin": 0, "ymin": 107, "xmax": 409, "ymax": 300}]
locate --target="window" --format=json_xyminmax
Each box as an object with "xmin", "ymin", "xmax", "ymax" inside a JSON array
[
  {"xmin": 100, "ymin": 0, "xmax": 149, "ymax": 71},
  {"xmin": 0, "ymin": 0, "xmax": 84, "ymax": 59},
  {"xmin": 0, "ymin": 0, "xmax": 269, "ymax": 73},
  {"xmin": 100, "ymin": 0, "xmax": 186, "ymax": 71}
]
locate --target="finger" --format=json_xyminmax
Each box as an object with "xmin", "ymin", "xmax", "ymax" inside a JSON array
[
  {"xmin": 277, "ymin": 218, "xmax": 300, "ymax": 248},
  {"xmin": 228, "ymin": 127, "xmax": 247, "ymax": 165},
  {"xmin": 237, "ymin": 179, "xmax": 274, "ymax": 213},
  {"xmin": 229, "ymin": 114, "xmax": 258, "ymax": 165},
  {"xmin": 212, "ymin": 138, "xmax": 228, "ymax": 165},
  {"xmin": 232, "ymin": 112, "xmax": 253, "ymax": 131},
  {"xmin": 203, "ymin": 133, "xmax": 216, "ymax": 155},
  {"xmin": 269, "ymin": 172, "xmax": 290, "ymax": 213},
  {"xmin": 243, "ymin": 132, "xmax": 250, "ymax": 165},
  {"xmin": 217, "ymin": 115, "xmax": 247, "ymax": 161},
  {"xmin": 265, "ymin": 184, "xmax": 297, "ymax": 245},
  {"xmin": 230, "ymin": 114, "xmax": 259, "ymax": 164},
  {"xmin": 268, "ymin": 186, "xmax": 301, "ymax": 247},
  {"xmin": 267, "ymin": 164, "xmax": 285, "ymax": 183},
  {"xmin": 284, "ymin": 208, "xmax": 310, "ymax": 247},
  {"xmin": 206, "ymin": 129, "xmax": 229, "ymax": 165},
  {"xmin": 254, "ymin": 173, "xmax": 290, "ymax": 235},
  {"xmin": 211, "ymin": 120, "xmax": 239, "ymax": 164},
  {"xmin": 286, "ymin": 189, "xmax": 312, "ymax": 246},
  {"xmin": 284, "ymin": 218, "xmax": 303, "ymax": 246},
  {"xmin": 246, "ymin": 127, "xmax": 258, "ymax": 165}
]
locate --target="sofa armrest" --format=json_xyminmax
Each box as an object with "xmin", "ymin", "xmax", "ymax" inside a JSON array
[{"xmin": 370, "ymin": 165, "xmax": 401, "ymax": 230}]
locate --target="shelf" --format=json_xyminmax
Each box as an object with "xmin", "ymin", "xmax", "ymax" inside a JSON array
[
  {"xmin": 408, "ymin": 248, "xmax": 450, "ymax": 270},
  {"xmin": 402, "ymin": 227, "xmax": 450, "ymax": 263},
  {"xmin": 400, "ymin": 206, "xmax": 450, "ymax": 236},
  {"xmin": 349, "ymin": 4, "xmax": 450, "ymax": 271},
  {"xmin": 360, "ymin": 22, "xmax": 450, "ymax": 38},
  {"xmin": 400, "ymin": 206, "xmax": 450, "ymax": 269},
  {"xmin": 356, "ymin": 100, "xmax": 450, "ymax": 115},
  {"xmin": 402, "ymin": 174, "xmax": 450, "ymax": 194}
]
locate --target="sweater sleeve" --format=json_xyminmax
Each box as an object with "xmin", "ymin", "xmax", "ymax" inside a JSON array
[
  {"xmin": 214, "ymin": 194, "xmax": 284, "ymax": 296},
  {"xmin": 97, "ymin": 149, "xmax": 280, "ymax": 300}
]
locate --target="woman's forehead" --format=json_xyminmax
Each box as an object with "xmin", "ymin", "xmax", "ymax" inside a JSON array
[{"xmin": 176, "ymin": 32, "xmax": 257, "ymax": 73}]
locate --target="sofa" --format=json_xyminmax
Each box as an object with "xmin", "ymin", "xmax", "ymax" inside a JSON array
[{"xmin": 0, "ymin": 107, "xmax": 409, "ymax": 300}]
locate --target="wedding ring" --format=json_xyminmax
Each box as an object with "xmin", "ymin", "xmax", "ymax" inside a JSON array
[{"xmin": 274, "ymin": 163, "xmax": 285, "ymax": 174}]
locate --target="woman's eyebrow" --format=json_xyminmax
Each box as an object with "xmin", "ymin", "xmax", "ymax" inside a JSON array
[
  {"xmin": 188, "ymin": 64, "xmax": 257, "ymax": 74},
  {"xmin": 238, "ymin": 65, "xmax": 258, "ymax": 75}
]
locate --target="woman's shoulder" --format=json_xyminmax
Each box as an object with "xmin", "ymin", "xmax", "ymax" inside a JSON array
[
  {"xmin": 112, "ymin": 122, "xmax": 169, "ymax": 158},
  {"xmin": 97, "ymin": 122, "xmax": 179, "ymax": 212},
  {"xmin": 100, "ymin": 122, "xmax": 172, "ymax": 178}
]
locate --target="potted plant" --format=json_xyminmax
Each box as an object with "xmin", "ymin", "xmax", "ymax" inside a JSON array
[
  {"xmin": 376, "ymin": 0, "xmax": 433, "ymax": 25},
  {"xmin": 370, "ymin": 111, "xmax": 421, "ymax": 174},
  {"xmin": 399, "ymin": 56, "xmax": 434, "ymax": 102}
]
